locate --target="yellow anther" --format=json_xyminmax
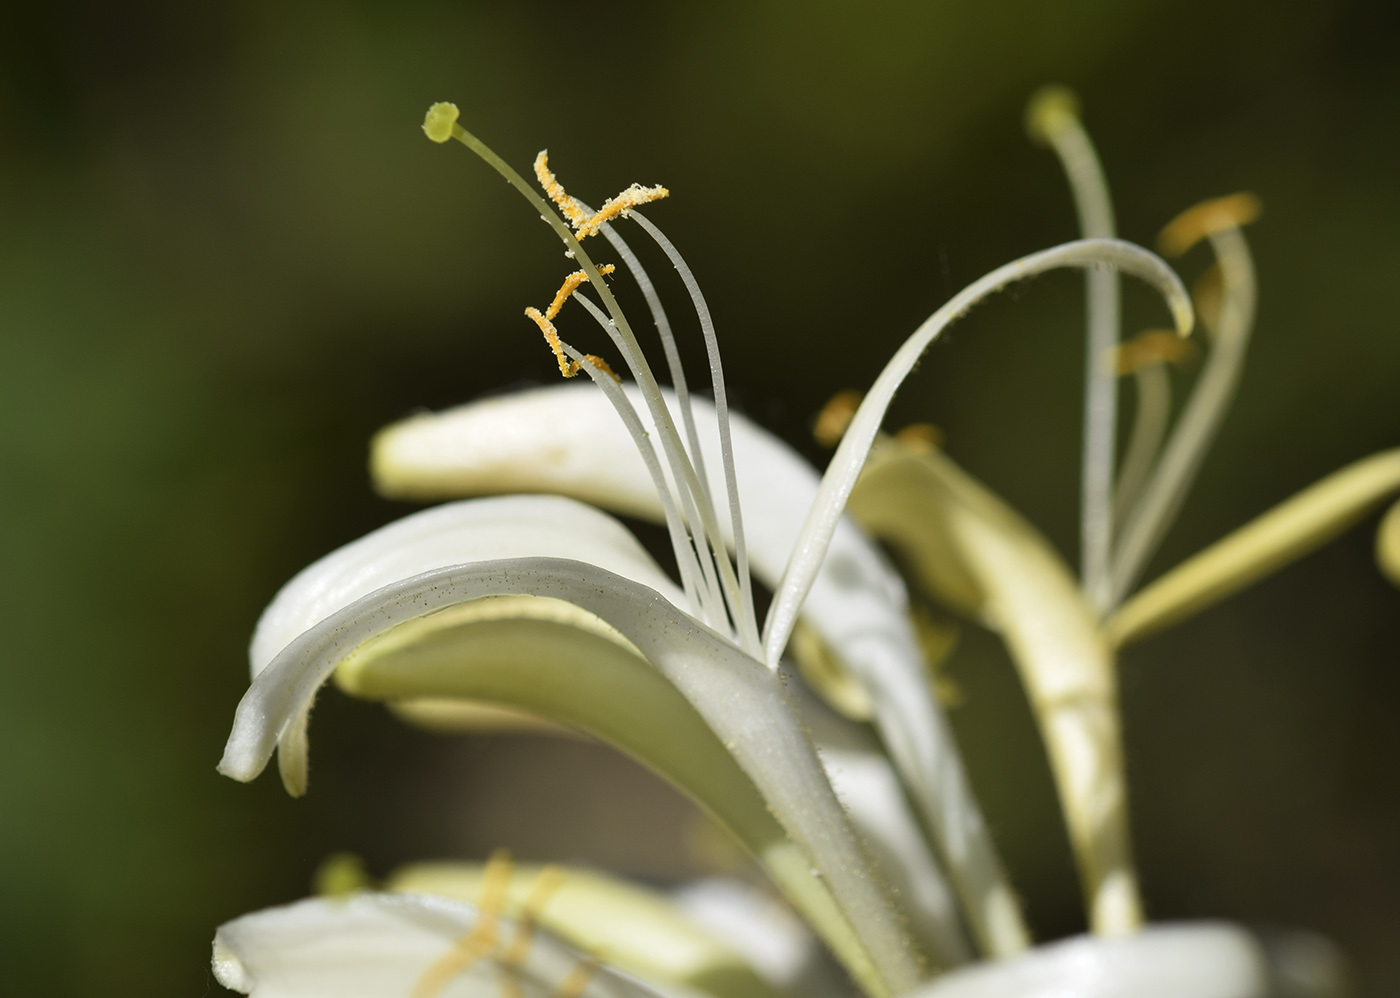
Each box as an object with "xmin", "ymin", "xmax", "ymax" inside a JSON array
[
  {"xmin": 533, "ymin": 149, "xmax": 669, "ymax": 239},
  {"xmin": 813, "ymin": 390, "xmax": 864, "ymax": 448},
  {"xmin": 535, "ymin": 151, "xmax": 589, "ymax": 225},
  {"xmin": 894, "ymin": 423, "xmax": 945, "ymax": 453},
  {"xmin": 523, "ymin": 309, "xmax": 621, "ymax": 382},
  {"xmin": 525, "ymin": 307, "xmax": 580, "ymax": 378},
  {"xmin": 554, "ymin": 957, "xmax": 600, "ymax": 998},
  {"xmin": 501, "ymin": 865, "xmax": 569, "ymax": 968},
  {"xmin": 423, "ymin": 102, "xmax": 461, "ymax": 144},
  {"xmin": 1025, "ymin": 85, "xmax": 1081, "ymax": 145},
  {"xmin": 1114, "ymin": 330, "xmax": 1198, "ymax": 375},
  {"xmin": 1192, "ymin": 263, "xmax": 1224, "ymax": 334},
  {"xmin": 1157, "ymin": 192, "xmax": 1262, "ymax": 257},
  {"xmin": 576, "ymin": 184, "xmax": 670, "ymax": 239},
  {"xmin": 580, "ymin": 354, "xmax": 622, "ymax": 382},
  {"xmin": 411, "ymin": 850, "xmax": 516, "ymax": 998},
  {"xmin": 545, "ymin": 265, "xmax": 616, "ymax": 322}
]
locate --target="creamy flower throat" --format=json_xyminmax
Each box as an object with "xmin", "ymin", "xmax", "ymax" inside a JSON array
[{"xmin": 212, "ymin": 93, "xmax": 1397, "ymax": 998}]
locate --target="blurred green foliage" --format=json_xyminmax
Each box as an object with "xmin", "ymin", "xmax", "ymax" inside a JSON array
[{"xmin": 1, "ymin": 0, "xmax": 1398, "ymax": 994}]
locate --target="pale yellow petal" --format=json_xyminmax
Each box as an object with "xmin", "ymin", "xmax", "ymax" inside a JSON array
[
  {"xmin": 851, "ymin": 443, "xmax": 1141, "ymax": 937},
  {"xmin": 388, "ymin": 862, "xmax": 786, "ymax": 998},
  {"xmin": 1106, "ymin": 449, "xmax": 1400, "ymax": 646}
]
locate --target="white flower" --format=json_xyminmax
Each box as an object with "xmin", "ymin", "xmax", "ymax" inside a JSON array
[{"xmin": 215, "ymin": 93, "xmax": 1387, "ymax": 998}]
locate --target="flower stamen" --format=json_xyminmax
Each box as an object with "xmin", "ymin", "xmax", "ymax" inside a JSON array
[
  {"xmin": 555, "ymin": 957, "xmax": 600, "ymax": 998},
  {"xmin": 1027, "ymin": 85, "xmax": 1121, "ymax": 614},
  {"xmin": 1108, "ymin": 195, "xmax": 1261, "ymax": 604},
  {"xmin": 1157, "ymin": 192, "xmax": 1262, "ymax": 258},
  {"xmin": 546, "ymin": 265, "xmax": 616, "ymax": 322},
  {"xmin": 526, "ymin": 266, "xmax": 621, "ymax": 380},
  {"xmin": 813, "ymin": 390, "xmax": 865, "ymax": 448},
  {"xmin": 1113, "ymin": 329, "xmax": 1197, "ymax": 375},
  {"xmin": 499, "ymin": 865, "xmax": 569, "ymax": 998},
  {"xmin": 411, "ymin": 849, "xmax": 515, "ymax": 998},
  {"xmin": 576, "ymin": 184, "xmax": 670, "ymax": 239},
  {"xmin": 534, "ymin": 151, "xmax": 590, "ymax": 226}
]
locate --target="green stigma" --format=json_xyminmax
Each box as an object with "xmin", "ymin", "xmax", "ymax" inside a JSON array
[
  {"xmin": 422, "ymin": 102, "xmax": 460, "ymax": 144},
  {"xmin": 1025, "ymin": 84, "xmax": 1081, "ymax": 144}
]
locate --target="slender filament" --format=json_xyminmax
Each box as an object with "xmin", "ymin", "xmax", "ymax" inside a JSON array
[
  {"xmin": 1028, "ymin": 88, "xmax": 1121, "ymax": 613},
  {"xmin": 1109, "ymin": 218, "xmax": 1258, "ymax": 605},
  {"xmin": 763, "ymin": 238, "xmax": 1192, "ymax": 668}
]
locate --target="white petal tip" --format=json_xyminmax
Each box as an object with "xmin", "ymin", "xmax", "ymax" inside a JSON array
[
  {"xmin": 211, "ymin": 936, "xmax": 252, "ymax": 992},
  {"xmin": 216, "ymin": 750, "xmax": 264, "ymax": 784}
]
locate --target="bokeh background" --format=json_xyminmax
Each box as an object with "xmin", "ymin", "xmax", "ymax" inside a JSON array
[{"xmin": 2, "ymin": 0, "xmax": 1398, "ymax": 994}]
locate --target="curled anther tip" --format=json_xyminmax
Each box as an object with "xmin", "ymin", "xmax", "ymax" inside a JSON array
[
  {"xmin": 422, "ymin": 102, "xmax": 460, "ymax": 143},
  {"xmin": 813, "ymin": 389, "xmax": 864, "ymax": 448},
  {"xmin": 1114, "ymin": 329, "xmax": 1199, "ymax": 375},
  {"xmin": 1025, "ymin": 85, "xmax": 1082, "ymax": 144},
  {"xmin": 1157, "ymin": 192, "xmax": 1263, "ymax": 257},
  {"xmin": 894, "ymin": 423, "xmax": 944, "ymax": 453}
]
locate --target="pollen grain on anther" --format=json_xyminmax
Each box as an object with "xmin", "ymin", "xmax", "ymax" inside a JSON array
[
  {"xmin": 813, "ymin": 390, "xmax": 865, "ymax": 448},
  {"xmin": 410, "ymin": 850, "xmax": 516, "ymax": 998},
  {"xmin": 534, "ymin": 151, "xmax": 589, "ymax": 225},
  {"xmin": 502, "ymin": 865, "xmax": 568, "ymax": 968},
  {"xmin": 576, "ymin": 184, "xmax": 669, "ymax": 239},
  {"xmin": 524, "ymin": 307, "xmax": 582, "ymax": 378},
  {"xmin": 546, "ymin": 265, "xmax": 616, "ymax": 322},
  {"xmin": 554, "ymin": 957, "xmax": 600, "ymax": 998},
  {"xmin": 527, "ymin": 266, "xmax": 621, "ymax": 379},
  {"xmin": 1157, "ymin": 192, "xmax": 1262, "ymax": 257},
  {"xmin": 1114, "ymin": 330, "xmax": 1198, "ymax": 375}
]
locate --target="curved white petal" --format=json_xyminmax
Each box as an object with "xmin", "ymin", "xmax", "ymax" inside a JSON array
[
  {"xmin": 789, "ymin": 671, "xmax": 973, "ymax": 969},
  {"xmin": 372, "ymin": 383, "xmax": 1027, "ymax": 957},
  {"xmin": 222, "ymin": 556, "xmax": 916, "ymax": 998},
  {"xmin": 910, "ymin": 922, "xmax": 1269, "ymax": 998},
  {"xmin": 212, "ymin": 891, "xmax": 675, "ymax": 998},
  {"xmin": 250, "ymin": 494, "xmax": 685, "ymax": 676}
]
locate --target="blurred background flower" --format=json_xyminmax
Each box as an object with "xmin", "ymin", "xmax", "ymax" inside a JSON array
[{"xmin": 1, "ymin": 0, "xmax": 1397, "ymax": 994}]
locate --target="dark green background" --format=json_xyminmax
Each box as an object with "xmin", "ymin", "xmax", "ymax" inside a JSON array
[{"xmin": 2, "ymin": 1, "xmax": 1398, "ymax": 994}]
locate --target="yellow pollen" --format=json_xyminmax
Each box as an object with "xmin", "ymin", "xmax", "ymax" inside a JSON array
[
  {"xmin": 546, "ymin": 265, "xmax": 616, "ymax": 322},
  {"xmin": 554, "ymin": 958, "xmax": 600, "ymax": 998},
  {"xmin": 534, "ymin": 151, "xmax": 589, "ymax": 225},
  {"xmin": 501, "ymin": 866, "xmax": 568, "ymax": 968},
  {"xmin": 523, "ymin": 309, "xmax": 621, "ymax": 382},
  {"xmin": 894, "ymin": 423, "xmax": 945, "ymax": 453},
  {"xmin": 575, "ymin": 184, "xmax": 670, "ymax": 239},
  {"xmin": 411, "ymin": 850, "xmax": 515, "ymax": 998},
  {"xmin": 1157, "ymin": 192, "xmax": 1262, "ymax": 257},
  {"xmin": 524, "ymin": 307, "xmax": 580, "ymax": 378},
  {"xmin": 526, "ymin": 266, "xmax": 622, "ymax": 380},
  {"xmin": 1114, "ymin": 330, "xmax": 1199, "ymax": 375},
  {"xmin": 813, "ymin": 390, "xmax": 865, "ymax": 447},
  {"xmin": 1191, "ymin": 263, "xmax": 1224, "ymax": 334},
  {"xmin": 581, "ymin": 354, "xmax": 622, "ymax": 382}
]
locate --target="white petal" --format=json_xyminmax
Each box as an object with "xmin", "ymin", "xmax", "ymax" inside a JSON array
[
  {"xmin": 909, "ymin": 922, "xmax": 1270, "ymax": 998},
  {"xmin": 212, "ymin": 891, "xmax": 673, "ymax": 998},
  {"xmin": 223, "ymin": 556, "xmax": 914, "ymax": 997},
  {"xmin": 249, "ymin": 494, "xmax": 685, "ymax": 676},
  {"xmin": 372, "ymin": 384, "xmax": 1026, "ymax": 959}
]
